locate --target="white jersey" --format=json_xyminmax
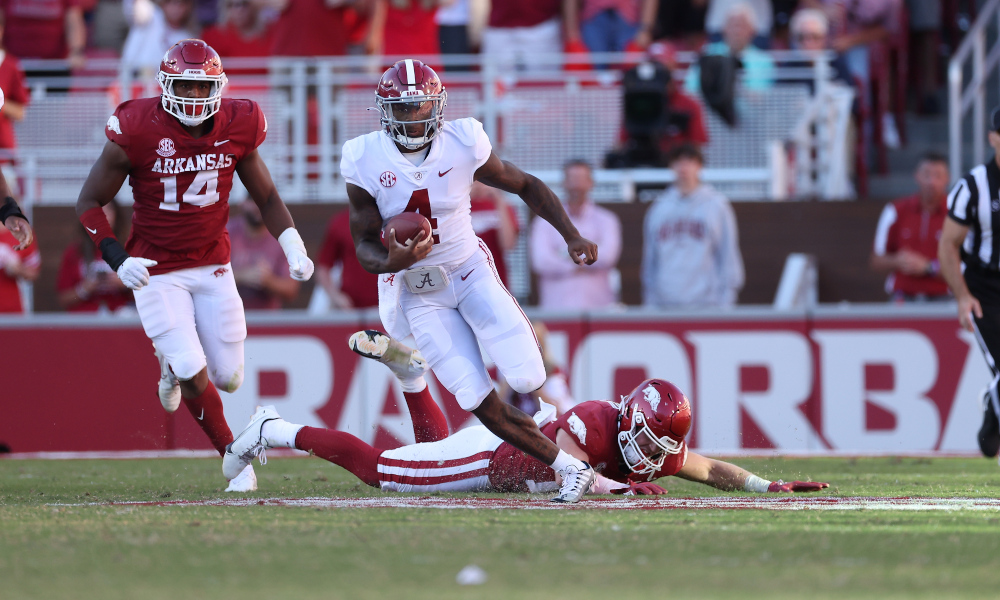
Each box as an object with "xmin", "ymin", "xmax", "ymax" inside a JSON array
[{"xmin": 341, "ymin": 118, "xmax": 492, "ymax": 270}]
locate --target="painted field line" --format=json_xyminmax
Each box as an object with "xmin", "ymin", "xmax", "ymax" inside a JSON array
[{"xmin": 49, "ymin": 496, "xmax": 1000, "ymax": 511}]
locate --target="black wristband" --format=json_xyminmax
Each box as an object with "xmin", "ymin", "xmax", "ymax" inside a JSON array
[
  {"xmin": 99, "ymin": 238, "xmax": 131, "ymax": 272},
  {"xmin": 0, "ymin": 196, "xmax": 26, "ymax": 224}
]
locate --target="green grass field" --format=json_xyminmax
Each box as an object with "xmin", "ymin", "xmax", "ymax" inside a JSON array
[{"xmin": 3, "ymin": 456, "xmax": 1000, "ymax": 599}]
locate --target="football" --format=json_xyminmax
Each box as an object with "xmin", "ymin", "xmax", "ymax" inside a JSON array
[{"xmin": 381, "ymin": 212, "xmax": 432, "ymax": 248}]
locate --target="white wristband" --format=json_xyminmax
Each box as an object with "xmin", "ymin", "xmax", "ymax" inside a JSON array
[
  {"xmin": 743, "ymin": 474, "xmax": 772, "ymax": 493},
  {"xmin": 277, "ymin": 227, "xmax": 306, "ymax": 258}
]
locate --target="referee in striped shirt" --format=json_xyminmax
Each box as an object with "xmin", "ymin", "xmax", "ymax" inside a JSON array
[{"xmin": 939, "ymin": 107, "xmax": 1000, "ymax": 458}]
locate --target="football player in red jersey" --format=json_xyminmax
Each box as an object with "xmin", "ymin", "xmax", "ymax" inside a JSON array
[
  {"xmin": 75, "ymin": 39, "xmax": 314, "ymax": 492},
  {"xmin": 224, "ymin": 332, "xmax": 829, "ymax": 496}
]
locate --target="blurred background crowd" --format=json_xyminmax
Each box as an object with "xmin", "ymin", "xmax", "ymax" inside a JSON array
[{"xmin": 0, "ymin": 0, "xmax": 982, "ymax": 316}]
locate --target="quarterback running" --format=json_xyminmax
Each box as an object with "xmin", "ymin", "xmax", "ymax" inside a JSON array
[
  {"xmin": 76, "ymin": 39, "xmax": 314, "ymax": 492},
  {"xmin": 224, "ymin": 332, "xmax": 830, "ymax": 496},
  {"xmin": 342, "ymin": 59, "xmax": 600, "ymax": 502}
]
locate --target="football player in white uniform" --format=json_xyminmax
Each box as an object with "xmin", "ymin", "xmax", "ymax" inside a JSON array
[{"xmin": 341, "ymin": 59, "xmax": 599, "ymax": 503}]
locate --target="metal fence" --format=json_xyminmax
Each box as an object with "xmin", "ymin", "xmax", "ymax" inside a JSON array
[{"xmin": 13, "ymin": 51, "xmax": 843, "ymax": 207}]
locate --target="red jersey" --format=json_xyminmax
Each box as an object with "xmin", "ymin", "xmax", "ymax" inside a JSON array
[
  {"xmin": 317, "ymin": 209, "xmax": 379, "ymax": 308},
  {"xmin": 105, "ymin": 97, "xmax": 267, "ymax": 275},
  {"xmin": 0, "ymin": 227, "xmax": 40, "ymax": 313},
  {"xmin": 469, "ymin": 197, "xmax": 519, "ymax": 286},
  {"xmin": 487, "ymin": 400, "xmax": 688, "ymax": 492},
  {"xmin": 200, "ymin": 23, "xmax": 275, "ymax": 60},
  {"xmin": 0, "ymin": 0, "xmax": 78, "ymax": 59},
  {"xmin": 0, "ymin": 51, "xmax": 29, "ymax": 156},
  {"xmin": 873, "ymin": 194, "xmax": 949, "ymax": 298}
]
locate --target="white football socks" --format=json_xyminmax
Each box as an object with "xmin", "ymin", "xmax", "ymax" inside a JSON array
[
  {"xmin": 549, "ymin": 449, "xmax": 586, "ymax": 473},
  {"xmin": 399, "ymin": 376, "xmax": 427, "ymax": 393},
  {"xmin": 261, "ymin": 419, "xmax": 305, "ymax": 449}
]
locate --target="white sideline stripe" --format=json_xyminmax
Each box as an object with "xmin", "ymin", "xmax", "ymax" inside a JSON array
[
  {"xmin": 2, "ymin": 449, "xmax": 305, "ymax": 460},
  {"xmin": 45, "ymin": 496, "xmax": 1000, "ymax": 512},
  {"xmin": 377, "ymin": 459, "xmax": 492, "ymax": 478}
]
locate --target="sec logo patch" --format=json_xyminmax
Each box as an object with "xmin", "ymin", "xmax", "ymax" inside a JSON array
[
  {"xmin": 380, "ymin": 171, "xmax": 396, "ymax": 187},
  {"xmin": 156, "ymin": 138, "xmax": 176, "ymax": 158}
]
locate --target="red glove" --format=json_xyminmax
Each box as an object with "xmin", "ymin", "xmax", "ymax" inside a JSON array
[
  {"xmin": 767, "ymin": 480, "xmax": 830, "ymax": 493},
  {"xmin": 611, "ymin": 481, "xmax": 668, "ymax": 496}
]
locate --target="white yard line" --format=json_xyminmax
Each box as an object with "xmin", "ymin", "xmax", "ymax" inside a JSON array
[{"xmin": 47, "ymin": 496, "xmax": 1000, "ymax": 511}]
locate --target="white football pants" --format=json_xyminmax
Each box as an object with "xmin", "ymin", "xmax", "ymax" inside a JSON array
[
  {"xmin": 378, "ymin": 425, "xmax": 503, "ymax": 492},
  {"xmin": 400, "ymin": 241, "xmax": 545, "ymax": 411},
  {"xmin": 133, "ymin": 263, "xmax": 247, "ymax": 392}
]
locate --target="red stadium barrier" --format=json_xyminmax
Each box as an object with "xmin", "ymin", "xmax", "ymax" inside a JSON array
[{"xmin": 0, "ymin": 309, "xmax": 986, "ymax": 455}]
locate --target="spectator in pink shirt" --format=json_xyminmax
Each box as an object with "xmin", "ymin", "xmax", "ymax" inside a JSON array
[
  {"xmin": 530, "ymin": 159, "xmax": 622, "ymax": 310},
  {"xmin": 227, "ymin": 199, "xmax": 300, "ymax": 310},
  {"xmin": 563, "ymin": 0, "xmax": 658, "ymax": 54}
]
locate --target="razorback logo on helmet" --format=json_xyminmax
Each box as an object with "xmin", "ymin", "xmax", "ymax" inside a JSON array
[
  {"xmin": 156, "ymin": 138, "xmax": 177, "ymax": 157},
  {"xmin": 643, "ymin": 385, "xmax": 661, "ymax": 412},
  {"xmin": 107, "ymin": 115, "xmax": 122, "ymax": 135}
]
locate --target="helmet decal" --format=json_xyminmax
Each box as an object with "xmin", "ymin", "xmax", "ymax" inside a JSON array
[{"xmin": 643, "ymin": 385, "xmax": 661, "ymax": 412}]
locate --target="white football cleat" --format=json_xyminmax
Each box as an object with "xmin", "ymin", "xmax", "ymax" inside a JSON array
[
  {"xmin": 349, "ymin": 330, "xmax": 428, "ymax": 379},
  {"xmin": 224, "ymin": 464, "xmax": 257, "ymax": 493},
  {"xmin": 551, "ymin": 462, "xmax": 596, "ymax": 504},
  {"xmin": 154, "ymin": 345, "xmax": 181, "ymax": 413},
  {"xmin": 222, "ymin": 405, "xmax": 280, "ymax": 481}
]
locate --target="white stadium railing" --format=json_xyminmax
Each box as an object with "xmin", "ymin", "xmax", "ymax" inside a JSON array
[
  {"xmin": 12, "ymin": 51, "xmax": 852, "ymax": 209},
  {"xmin": 949, "ymin": 0, "xmax": 1000, "ymax": 177}
]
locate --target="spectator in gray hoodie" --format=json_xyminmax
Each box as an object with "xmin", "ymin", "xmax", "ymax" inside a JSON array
[{"xmin": 641, "ymin": 144, "xmax": 744, "ymax": 308}]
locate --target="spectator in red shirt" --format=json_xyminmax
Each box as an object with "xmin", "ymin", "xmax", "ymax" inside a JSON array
[
  {"xmin": 201, "ymin": 0, "xmax": 275, "ymax": 59},
  {"xmin": 56, "ymin": 199, "xmax": 134, "ymax": 313},
  {"xmin": 368, "ymin": 0, "xmax": 440, "ymax": 57},
  {"xmin": 651, "ymin": 43, "xmax": 709, "ymax": 154},
  {"xmin": 0, "ymin": 13, "xmax": 29, "ymax": 191},
  {"xmin": 482, "ymin": 0, "xmax": 561, "ymax": 72},
  {"xmin": 470, "ymin": 181, "xmax": 519, "ymax": 286},
  {"xmin": 0, "ymin": 212, "xmax": 39, "ymax": 313},
  {"xmin": 314, "ymin": 208, "xmax": 378, "ymax": 309},
  {"xmin": 0, "ymin": 0, "xmax": 86, "ymax": 67},
  {"xmin": 228, "ymin": 199, "xmax": 300, "ymax": 310},
  {"xmin": 871, "ymin": 151, "xmax": 951, "ymax": 302},
  {"xmin": 265, "ymin": 0, "xmax": 349, "ymax": 57}
]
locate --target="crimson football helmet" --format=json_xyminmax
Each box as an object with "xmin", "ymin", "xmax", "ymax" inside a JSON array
[
  {"xmin": 157, "ymin": 39, "xmax": 228, "ymax": 127},
  {"xmin": 375, "ymin": 59, "xmax": 447, "ymax": 150},
  {"xmin": 617, "ymin": 378, "xmax": 692, "ymax": 476}
]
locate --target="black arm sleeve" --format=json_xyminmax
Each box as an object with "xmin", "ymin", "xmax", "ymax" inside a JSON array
[{"xmin": 0, "ymin": 197, "xmax": 26, "ymax": 224}]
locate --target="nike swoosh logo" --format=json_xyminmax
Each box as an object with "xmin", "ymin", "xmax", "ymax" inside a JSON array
[
  {"xmin": 214, "ymin": 139, "xmax": 230, "ymax": 147},
  {"xmin": 438, "ymin": 167, "xmax": 453, "ymax": 177},
  {"xmin": 461, "ymin": 269, "xmax": 474, "ymax": 281},
  {"xmin": 197, "ymin": 408, "xmax": 205, "ymax": 421},
  {"xmin": 86, "ymin": 226, "xmax": 97, "ymax": 234}
]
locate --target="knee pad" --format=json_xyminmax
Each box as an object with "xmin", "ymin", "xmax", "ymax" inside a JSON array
[
  {"xmin": 506, "ymin": 360, "xmax": 547, "ymax": 395},
  {"xmin": 170, "ymin": 351, "xmax": 207, "ymax": 381},
  {"xmin": 212, "ymin": 363, "xmax": 244, "ymax": 393}
]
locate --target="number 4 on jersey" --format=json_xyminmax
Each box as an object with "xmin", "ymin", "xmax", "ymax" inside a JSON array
[
  {"xmin": 159, "ymin": 170, "xmax": 221, "ymax": 211},
  {"xmin": 405, "ymin": 188, "xmax": 440, "ymax": 243}
]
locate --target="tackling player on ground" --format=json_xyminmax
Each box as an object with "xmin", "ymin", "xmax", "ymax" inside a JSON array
[
  {"xmin": 224, "ymin": 332, "xmax": 829, "ymax": 497},
  {"xmin": 340, "ymin": 59, "xmax": 600, "ymax": 503},
  {"xmin": 76, "ymin": 39, "xmax": 314, "ymax": 492}
]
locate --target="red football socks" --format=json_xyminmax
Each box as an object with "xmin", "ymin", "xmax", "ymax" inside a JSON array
[
  {"xmin": 295, "ymin": 427, "xmax": 381, "ymax": 487},
  {"xmin": 182, "ymin": 382, "xmax": 234, "ymax": 456},
  {"xmin": 403, "ymin": 387, "xmax": 449, "ymax": 443}
]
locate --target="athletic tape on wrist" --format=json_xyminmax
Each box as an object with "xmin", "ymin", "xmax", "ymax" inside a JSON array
[
  {"xmin": 0, "ymin": 196, "xmax": 26, "ymax": 224},
  {"xmin": 743, "ymin": 474, "xmax": 773, "ymax": 493},
  {"xmin": 277, "ymin": 227, "xmax": 307, "ymax": 258}
]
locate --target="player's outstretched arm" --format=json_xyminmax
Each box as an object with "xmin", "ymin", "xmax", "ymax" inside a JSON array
[
  {"xmin": 75, "ymin": 141, "xmax": 157, "ymax": 290},
  {"xmin": 675, "ymin": 452, "xmax": 829, "ymax": 493},
  {"xmin": 474, "ymin": 152, "xmax": 597, "ymax": 265},
  {"xmin": 346, "ymin": 183, "xmax": 431, "ymax": 274},
  {"xmin": 237, "ymin": 150, "xmax": 314, "ymax": 281}
]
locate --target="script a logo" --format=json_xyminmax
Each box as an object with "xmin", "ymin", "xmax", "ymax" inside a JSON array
[
  {"xmin": 380, "ymin": 171, "xmax": 396, "ymax": 187},
  {"xmin": 156, "ymin": 138, "xmax": 177, "ymax": 158}
]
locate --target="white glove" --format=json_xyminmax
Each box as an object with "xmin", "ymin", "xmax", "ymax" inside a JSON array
[
  {"xmin": 117, "ymin": 257, "xmax": 158, "ymax": 290},
  {"xmin": 278, "ymin": 227, "xmax": 314, "ymax": 281}
]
